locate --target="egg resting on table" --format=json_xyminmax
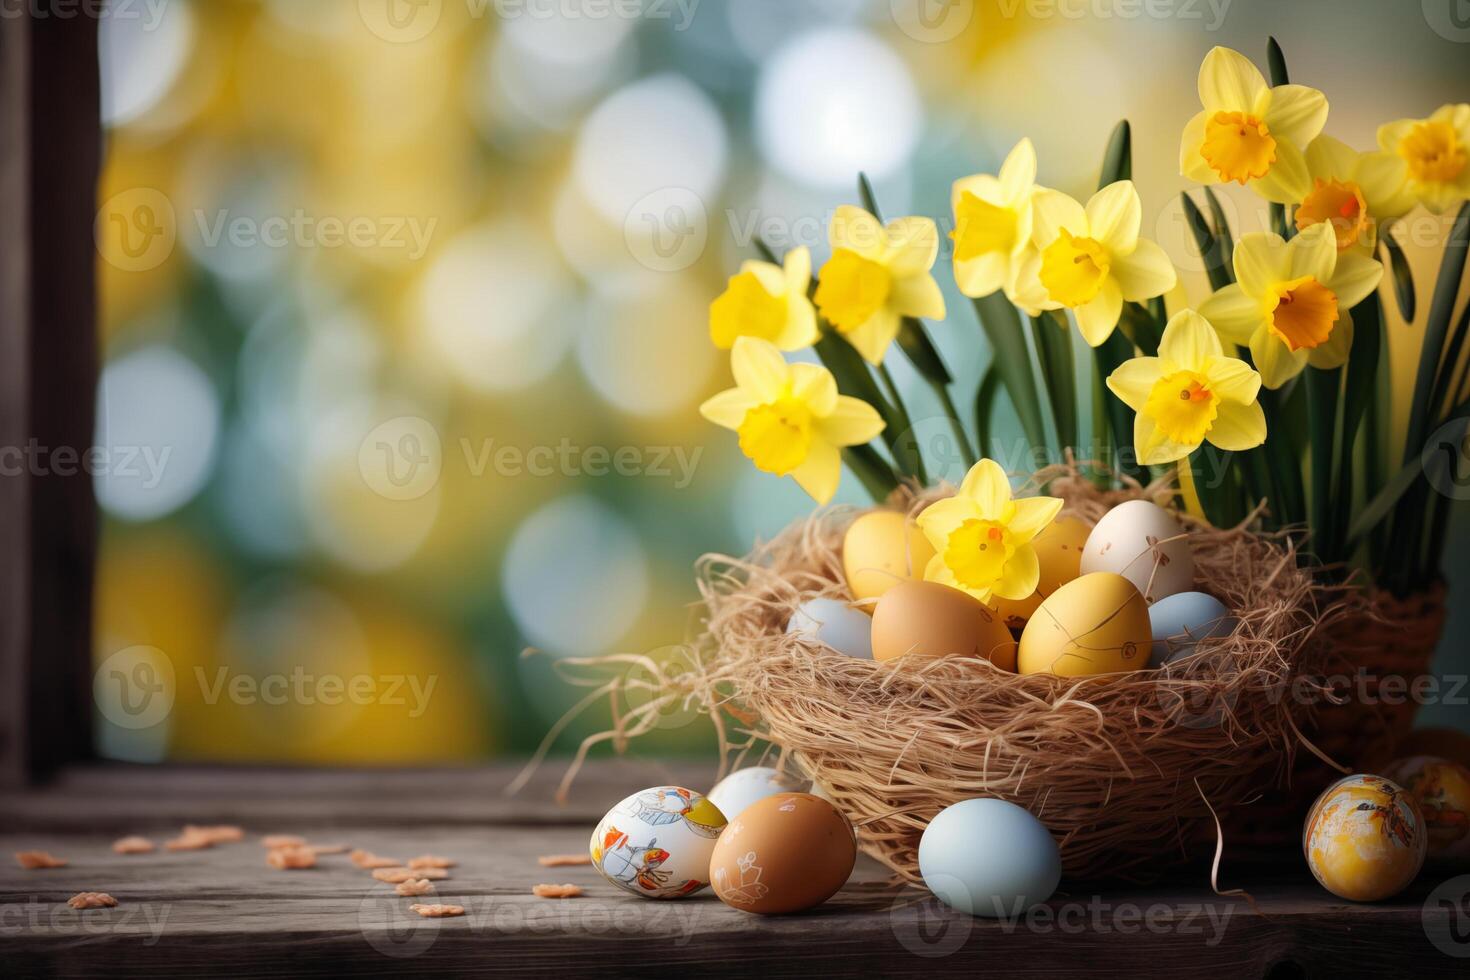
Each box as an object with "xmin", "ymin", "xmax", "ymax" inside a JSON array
[
  {"xmin": 709, "ymin": 792, "xmax": 856, "ymax": 915},
  {"xmin": 1382, "ymin": 756, "xmax": 1470, "ymax": 864},
  {"xmin": 589, "ymin": 786, "xmax": 727, "ymax": 898},
  {"xmin": 842, "ymin": 511, "xmax": 936, "ymax": 603},
  {"xmin": 1018, "ymin": 573, "xmax": 1151, "ymax": 677},
  {"xmin": 988, "ymin": 515, "xmax": 1090, "ymax": 630},
  {"xmin": 918, "ymin": 798, "xmax": 1061, "ymax": 917},
  {"xmin": 1303, "ymin": 774, "xmax": 1427, "ymax": 902},
  {"xmin": 1079, "ymin": 499, "xmax": 1194, "ymax": 603},
  {"xmin": 870, "ymin": 581, "xmax": 1016, "ymax": 669}
]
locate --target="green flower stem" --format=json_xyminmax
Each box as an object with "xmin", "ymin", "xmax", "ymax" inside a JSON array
[{"xmin": 874, "ymin": 361, "xmax": 927, "ymax": 486}]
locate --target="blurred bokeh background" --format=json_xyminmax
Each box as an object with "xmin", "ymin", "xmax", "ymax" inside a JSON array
[{"xmin": 91, "ymin": 0, "xmax": 1470, "ymax": 764}]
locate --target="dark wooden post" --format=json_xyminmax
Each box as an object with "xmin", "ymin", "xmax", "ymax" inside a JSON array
[{"xmin": 0, "ymin": 10, "xmax": 101, "ymax": 786}]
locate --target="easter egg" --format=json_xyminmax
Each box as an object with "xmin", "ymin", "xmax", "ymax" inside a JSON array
[
  {"xmin": 1018, "ymin": 573, "xmax": 1151, "ymax": 677},
  {"xmin": 870, "ymin": 581, "xmax": 1016, "ymax": 670},
  {"xmin": 1303, "ymin": 774, "xmax": 1427, "ymax": 902},
  {"xmin": 709, "ymin": 793, "xmax": 856, "ymax": 915},
  {"xmin": 785, "ymin": 598, "xmax": 873, "ymax": 659},
  {"xmin": 919, "ymin": 798, "xmax": 1061, "ymax": 917},
  {"xmin": 707, "ymin": 767, "xmax": 805, "ymax": 822},
  {"xmin": 1382, "ymin": 756, "xmax": 1470, "ymax": 864},
  {"xmin": 989, "ymin": 516, "xmax": 1091, "ymax": 630},
  {"xmin": 842, "ymin": 511, "xmax": 936, "ymax": 602},
  {"xmin": 1080, "ymin": 500, "xmax": 1194, "ymax": 603},
  {"xmin": 590, "ymin": 786, "xmax": 727, "ymax": 898},
  {"xmin": 1147, "ymin": 591, "xmax": 1237, "ymax": 666}
]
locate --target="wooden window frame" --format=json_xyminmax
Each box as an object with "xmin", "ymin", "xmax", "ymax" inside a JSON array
[{"xmin": 0, "ymin": 11, "xmax": 100, "ymax": 786}]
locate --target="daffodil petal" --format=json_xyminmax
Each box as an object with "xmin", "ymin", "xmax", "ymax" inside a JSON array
[
  {"xmin": 1198, "ymin": 46, "xmax": 1266, "ymax": 114},
  {"xmin": 1305, "ymin": 135, "xmax": 1356, "ymax": 183},
  {"xmin": 1111, "ymin": 239, "xmax": 1177, "ymax": 302},
  {"xmin": 1074, "ymin": 279, "xmax": 1123, "ymax": 347},
  {"xmin": 992, "ymin": 546, "xmax": 1041, "ymax": 601},
  {"xmin": 1197, "ymin": 282, "xmax": 1265, "ymax": 345},
  {"xmin": 1086, "ymin": 181, "xmax": 1141, "ymax": 255},
  {"xmin": 730, "ymin": 336, "xmax": 790, "ymax": 400},
  {"xmin": 698, "ymin": 387, "xmax": 757, "ymax": 430},
  {"xmin": 776, "ymin": 295, "xmax": 820, "ymax": 350},
  {"xmin": 890, "ymin": 272, "xmax": 946, "ymax": 320},
  {"xmin": 1328, "ymin": 251, "xmax": 1384, "ymax": 310},
  {"xmin": 1007, "ymin": 495, "xmax": 1064, "ymax": 542},
  {"xmin": 1232, "ymin": 233, "xmax": 1289, "ymax": 298},
  {"xmin": 1135, "ymin": 412, "xmax": 1196, "ymax": 466},
  {"xmin": 830, "ymin": 205, "xmax": 886, "ymax": 259},
  {"xmin": 951, "ymin": 173, "xmax": 1003, "ymax": 211},
  {"xmin": 884, "ymin": 216, "xmax": 941, "ymax": 277},
  {"xmin": 1377, "ymin": 119, "xmax": 1416, "ymax": 155},
  {"xmin": 791, "ymin": 442, "xmax": 842, "ymax": 505},
  {"xmin": 1107, "ymin": 356, "xmax": 1162, "ymax": 411},
  {"xmin": 842, "ymin": 310, "xmax": 900, "ymax": 365},
  {"xmin": 1202, "ymin": 355, "xmax": 1261, "ymax": 404},
  {"xmin": 1180, "ymin": 110, "xmax": 1216, "ymax": 183},
  {"xmin": 1262, "ymin": 84, "xmax": 1328, "ymax": 148},
  {"xmin": 1249, "ymin": 324, "xmax": 1308, "ymax": 389},
  {"xmin": 999, "ymin": 138, "xmax": 1037, "ymax": 202},
  {"xmin": 955, "ymin": 251, "xmax": 1009, "ymax": 299},
  {"xmin": 1158, "ymin": 309, "xmax": 1223, "ymax": 368},
  {"xmin": 741, "ymin": 259, "xmax": 785, "ymax": 295},
  {"xmin": 1307, "ymin": 304, "xmax": 1353, "ymax": 370},
  {"xmin": 1029, "ymin": 188, "xmax": 1088, "ymax": 247},
  {"xmin": 961, "ymin": 458, "xmax": 1012, "ymax": 519},
  {"xmin": 1287, "ymin": 222, "xmax": 1338, "ymax": 283},
  {"xmin": 1206, "ymin": 398, "xmax": 1267, "ymax": 452},
  {"xmin": 1249, "ymin": 137, "xmax": 1311, "ymax": 204},
  {"xmin": 818, "ymin": 395, "xmax": 885, "ymax": 446},
  {"xmin": 788, "ymin": 362, "xmax": 837, "ymax": 416},
  {"xmin": 1354, "ymin": 151, "xmax": 1415, "ymax": 220},
  {"xmin": 916, "ymin": 495, "xmax": 977, "ymax": 545},
  {"xmin": 783, "ymin": 246, "xmax": 811, "ymax": 293},
  {"xmin": 1005, "ymin": 246, "xmax": 1052, "ymax": 313}
]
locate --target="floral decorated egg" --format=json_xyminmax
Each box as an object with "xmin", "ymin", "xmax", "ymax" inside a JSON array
[
  {"xmin": 589, "ymin": 786, "xmax": 727, "ymax": 899},
  {"xmin": 1303, "ymin": 774, "xmax": 1427, "ymax": 902},
  {"xmin": 1383, "ymin": 756, "xmax": 1470, "ymax": 864}
]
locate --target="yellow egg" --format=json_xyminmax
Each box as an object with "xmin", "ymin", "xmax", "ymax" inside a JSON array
[
  {"xmin": 989, "ymin": 516, "xmax": 1090, "ymax": 630},
  {"xmin": 1304, "ymin": 774, "xmax": 1427, "ymax": 901},
  {"xmin": 1018, "ymin": 573, "xmax": 1151, "ymax": 677},
  {"xmin": 1382, "ymin": 756, "xmax": 1470, "ymax": 864},
  {"xmin": 871, "ymin": 581, "xmax": 1016, "ymax": 670},
  {"xmin": 842, "ymin": 511, "xmax": 936, "ymax": 603}
]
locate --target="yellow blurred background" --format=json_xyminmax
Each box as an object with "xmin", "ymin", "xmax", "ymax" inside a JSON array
[{"xmin": 92, "ymin": 0, "xmax": 1470, "ymax": 763}]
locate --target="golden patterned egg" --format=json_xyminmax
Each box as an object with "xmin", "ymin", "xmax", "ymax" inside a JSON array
[
  {"xmin": 1017, "ymin": 573, "xmax": 1151, "ymax": 677},
  {"xmin": 1382, "ymin": 756, "xmax": 1470, "ymax": 864},
  {"xmin": 989, "ymin": 516, "xmax": 1090, "ymax": 630},
  {"xmin": 1303, "ymin": 774, "xmax": 1427, "ymax": 902},
  {"xmin": 842, "ymin": 511, "xmax": 936, "ymax": 603},
  {"xmin": 870, "ymin": 581, "xmax": 1016, "ymax": 670}
]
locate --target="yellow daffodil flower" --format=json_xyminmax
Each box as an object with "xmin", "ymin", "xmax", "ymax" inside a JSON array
[
  {"xmin": 950, "ymin": 138, "xmax": 1036, "ymax": 298},
  {"xmin": 916, "ymin": 459, "xmax": 1063, "ymax": 604},
  {"xmin": 1180, "ymin": 46, "xmax": 1327, "ymax": 204},
  {"xmin": 814, "ymin": 205, "xmax": 946, "ymax": 365},
  {"xmin": 1106, "ymin": 310, "xmax": 1266, "ymax": 465},
  {"xmin": 709, "ymin": 246, "xmax": 819, "ymax": 351},
  {"xmin": 1007, "ymin": 181, "xmax": 1177, "ymax": 346},
  {"xmin": 699, "ymin": 336, "xmax": 885, "ymax": 504},
  {"xmin": 1197, "ymin": 223, "xmax": 1383, "ymax": 389},
  {"xmin": 1377, "ymin": 104, "xmax": 1470, "ymax": 214},
  {"xmin": 1293, "ymin": 136, "xmax": 1414, "ymax": 254}
]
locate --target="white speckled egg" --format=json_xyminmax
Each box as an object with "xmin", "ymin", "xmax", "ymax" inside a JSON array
[
  {"xmin": 918, "ymin": 798, "xmax": 1061, "ymax": 917},
  {"xmin": 785, "ymin": 598, "xmax": 873, "ymax": 659},
  {"xmin": 589, "ymin": 786, "xmax": 727, "ymax": 899},
  {"xmin": 1148, "ymin": 591, "xmax": 1237, "ymax": 666},
  {"xmin": 706, "ymin": 767, "xmax": 805, "ymax": 822},
  {"xmin": 1080, "ymin": 500, "xmax": 1194, "ymax": 603}
]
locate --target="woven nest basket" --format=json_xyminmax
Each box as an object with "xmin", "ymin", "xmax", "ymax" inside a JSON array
[{"xmin": 667, "ymin": 465, "xmax": 1354, "ymax": 883}]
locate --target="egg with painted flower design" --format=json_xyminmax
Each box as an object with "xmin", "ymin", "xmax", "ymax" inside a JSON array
[{"xmin": 589, "ymin": 786, "xmax": 727, "ymax": 899}]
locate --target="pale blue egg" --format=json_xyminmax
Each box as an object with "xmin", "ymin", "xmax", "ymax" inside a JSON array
[
  {"xmin": 785, "ymin": 598, "xmax": 873, "ymax": 659},
  {"xmin": 919, "ymin": 798, "xmax": 1061, "ymax": 917},
  {"xmin": 1148, "ymin": 591, "xmax": 1236, "ymax": 666}
]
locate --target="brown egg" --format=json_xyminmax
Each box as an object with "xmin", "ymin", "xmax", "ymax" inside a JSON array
[
  {"xmin": 709, "ymin": 793, "xmax": 855, "ymax": 915},
  {"xmin": 870, "ymin": 581, "xmax": 1016, "ymax": 670}
]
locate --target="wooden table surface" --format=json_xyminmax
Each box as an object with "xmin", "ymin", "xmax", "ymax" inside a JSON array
[{"xmin": 2, "ymin": 761, "xmax": 1468, "ymax": 978}]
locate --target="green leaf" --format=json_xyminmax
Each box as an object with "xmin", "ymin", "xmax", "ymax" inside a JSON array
[
  {"xmin": 1093, "ymin": 330, "xmax": 1146, "ymax": 483},
  {"xmin": 1266, "ymin": 36, "xmax": 1289, "ymax": 86},
  {"xmin": 858, "ymin": 172, "xmax": 880, "ymax": 218},
  {"xmin": 1257, "ymin": 384, "xmax": 1307, "ymax": 528},
  {"xmin": 874, "ymin": 360, "xmax": 927, "ymax": 484},
  {"xmin": 1202, "ymin": 186, "xmax": 1235, "ymax": 265},
  {"xmin": 974, "ymin": 364, "xmax": 1002, "ymax": 461},
  {"xmin": 1349, "ymin": 392, "xmax": 1470, "ymax": 549},
  {"xmin": 1381, "ymin": 232, "xmax": 1417, "ymax": 322},
  {"xmin": 1190, "ymin": 443, "xmax": 1244, "ymax": 529},
  {"xmin": 1181, "ymin": 192, "xmax": 1233, "ymax": 291},
  {"xmin": 813, "ymin": 331, "xmax": 919, "ymax": 480},
  {"xmin": 843, "ymin": 445, "xmax": 900, "ymax": 502},
  {"xmin": 1403, "ymin": 200, "xmax": 1470, "ymax": 468},
  {"xmin": 1335, "ymin": 293, "xmax": 1383, "ymax": 552},
  {"xmin": 1032, "ymin": 313, "xmax": 1078, "ymax": 452},
  {"xmin": 1099, "ymin": 120, "xmax": 1131, "ymax": 186},
  {"xmin": 971, "ymin": 292, "xmax": 1049, "ymax": 453},
  {"xmin": 1120, "ymin": 301, "xmax": 1162, "ymax": 356},
  {"xmin": 1270, "ymin": 202, "xmax": 1292, "ymax": 240},
  {"xmin": 1090, "ymin": 358, "xmax": 1111, "ymax": 487},
  {"xmin": 1305, "ymin": 365, "xmax": 1342, "ymax": 558},
  {"xmin": 897, "ymin": 317, "xmax": 952, "ymax": 385}
]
